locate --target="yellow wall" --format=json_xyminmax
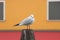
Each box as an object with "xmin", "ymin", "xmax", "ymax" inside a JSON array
[{"xmin": 0, "ymin": 0, "xmax": 60, "ymax": 30}]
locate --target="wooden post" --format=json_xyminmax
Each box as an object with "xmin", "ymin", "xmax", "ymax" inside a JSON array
[{"xmin": 21, "ymin": 29, "xmax": 35, "ymax": 40}]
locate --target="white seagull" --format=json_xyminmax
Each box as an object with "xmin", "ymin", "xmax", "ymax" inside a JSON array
[{"xmin": 14, "ymin": 14, "xmax": 35, "ymax": 29}]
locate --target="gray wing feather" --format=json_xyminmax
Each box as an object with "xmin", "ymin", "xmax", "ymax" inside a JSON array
[{"xmin": 20, "ymin": 18, "xmax": 33, "ymax": 25}]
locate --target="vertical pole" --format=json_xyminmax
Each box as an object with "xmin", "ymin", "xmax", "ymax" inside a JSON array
[{"xmin": 21, "ymin": 29, "xmax": 35, "ymax": 40}]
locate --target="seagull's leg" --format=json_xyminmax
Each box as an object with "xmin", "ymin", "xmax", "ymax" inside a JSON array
[
  {"xmin": 27, "ymin": 25, "xmax": 30, "ymax": 30},
  {"xmin": 29, "ymin": 25, "xmax": 30, "ymax": 30},
  {"xmin": 27, "ymin": 25, "xmax": 28, "ymax": 30}
]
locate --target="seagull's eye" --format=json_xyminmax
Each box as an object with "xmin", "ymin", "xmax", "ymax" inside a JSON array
[{"xmin": 31, "ymin": 16, "xmax": 33, "ymax": 18}]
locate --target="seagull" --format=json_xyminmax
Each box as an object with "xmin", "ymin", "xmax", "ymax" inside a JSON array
[{"xmin": 14, "ymin": 14, "xmax": 35, "ymax": 29}]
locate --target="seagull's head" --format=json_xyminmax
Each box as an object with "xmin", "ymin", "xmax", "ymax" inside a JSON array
[{"xmin": 30, "ymin": 14, "xmax": 34, "ymax": 18}]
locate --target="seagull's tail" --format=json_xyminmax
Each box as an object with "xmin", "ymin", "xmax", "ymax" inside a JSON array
[
  {"xmin": 14, "ymin": 23, "xmax": 22, "ymax": 26},
  {"xmin": 14, "ymin": 24, "xmax": 19, "ymax": 26}
]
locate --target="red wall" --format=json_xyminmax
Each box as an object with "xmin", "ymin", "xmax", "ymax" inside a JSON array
[{"xmin": 0, "ymin": 31, "xmax": 60, "ymax": 40}]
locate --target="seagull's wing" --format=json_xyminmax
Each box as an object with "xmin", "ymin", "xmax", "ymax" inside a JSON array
[
  {"xmin": 14, "ymin": 16, "xmax": 30, "ymax": 26},
  {"xmin": 19, "ymin": 16, "xmax": 34, "ymax": 26}
]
